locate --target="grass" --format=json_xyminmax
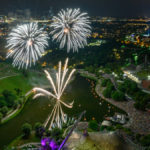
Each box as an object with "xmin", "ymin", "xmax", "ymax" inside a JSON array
[
  {"xmin": 1, "ymin": 97, "xmax": 29, "ymax": 125},
  {"xmin": 80, "ymin": 73, "xmax": 98, "ymax": 81},
  {"xmin": 136, "ymin": 70, "xmax": 150, "ymax": 79},
  {"xmin": 0, "ymin": 62, "xmax": 19, "ymax": 78},
  {"xmin": 7, "ymin": 132, "xmax": 40, "ymax": 148},
  {"xmin": 0, "ymin": 69, "xmax": 47, "ymax": 125},
  {"xmin": 0, "ymin": 74, "xmax": 32, "ymax": 94}
]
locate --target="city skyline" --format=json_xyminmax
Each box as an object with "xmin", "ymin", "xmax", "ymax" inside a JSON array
[{"xmin": 0, "ymin": 0, "xmax": 150, "ymax": 17}]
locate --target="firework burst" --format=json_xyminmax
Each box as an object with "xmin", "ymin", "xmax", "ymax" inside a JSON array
[
  {"xmin": 6, "ymin": 22, "xmax": 49, "ymax": 69},
  {"xmin": 30, "ymin": 58, "xmax": 75, "ymax": 130},
  {"xmin": 50, "ymin": 8, "xmax": 91, "ymax": 52}
]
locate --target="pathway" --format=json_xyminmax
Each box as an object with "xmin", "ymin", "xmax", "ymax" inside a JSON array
[
  {"xmin": 78, "ymin": 70, "xmax": 150, "ymax": 134},
  {"xmin": 1, "ymin": 106, "xmax": 20, "ymax": 123},
  {"xmin": 0, "ymin": 74, "xmax": 19, "ymax": 80},
  {"xmin": 96, "ymin": 80, "xmax": 150, "ymax": 134}
]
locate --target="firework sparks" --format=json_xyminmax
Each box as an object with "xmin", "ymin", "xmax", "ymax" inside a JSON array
[
  {"xmin": 50, "ymin": 8, "xmax": 91, "ymax": 52},
  {"xmin": 6, "ymin": 22, "xmax": 49, "ymax": 69},
  {"xmin": 31, "ymin": 58, "xmax": 75, "ymax": 130}
]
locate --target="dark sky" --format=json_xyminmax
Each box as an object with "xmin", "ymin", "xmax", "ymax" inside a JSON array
[{"xmin": 1, "ymin": 0, "xmax": 150, "ymax": 17}]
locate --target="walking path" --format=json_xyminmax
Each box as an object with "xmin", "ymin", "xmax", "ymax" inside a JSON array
[
  {"xmin": 18, "ymin": 142, "xmax": 41, "ymax": 149},
  {"xmin": 78, "ymin": 70, "xmax": 150, "ymax": 134},
  {"xmin": 2, "ymin": 106, "xmax": 20, "ymax": 122},
  {"xmin": 96, "ymin": 80, "xmax": 150, "ymax": 134},
  {"xmin": 0, "ymin": 74, "xmax": 19, "ymax": 80},
  {"xmin": 66, "ymin": 130, "xmax": 135, "ymax": 150}
]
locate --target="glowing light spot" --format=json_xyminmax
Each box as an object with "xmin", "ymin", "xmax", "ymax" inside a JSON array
[{"xmin": 64, "ymin": 28, "xmax": 69, "ymax": 33}]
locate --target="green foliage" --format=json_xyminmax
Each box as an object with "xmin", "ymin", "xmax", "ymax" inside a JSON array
[
  {"xmin": 34, "ymin": 122, "xmax": 44, "ymax": 138},
  {"xmin": 130, "ymin": 82, "xmax": 138, "ymax": 93},
  {"xmin": 147, "ymin": 103, "xmax": 150, "ymax": 109},
  {"xmin": 18, "ymin": 99, "xmax": 24, "ymax": 106},
  {"xmin": 118, "ymin": 79, "xmax": 138, "ymax": 94},
  {"xmin": 118, "ymin": 84, "xmax": 126, "ymax": 92},
  {"xmin": 115, "ymin": 124, "xmax": 123, "ymax": 129},
  {"xmin": 106, "ymin": 126, "xmax": 115, "ymax": 131},
  {"xmin": 0, "ymin": 96, "xmax": 6, "ymax": 107},
  {"xmin": 34, "ymin": 122, "xmax": 42, "ymax": 130},
  {"xmin": 0, "ymin": 112, "xmax": 3, "ymax": 122},
  {"xmin": 88, "ymin": 120, "xmax": 99, "ymax": 131},
  {"xmin": 111, "ymin": 91, "xmax": 125, "ymax": 101},
  {"xmin": 106, "ymin": 81, "xmax": 114, "ymax": 89},
  {"xmin": 122, "ymin": 128, "xmax": 133, "ymax": 136},
  {"xmin": 103, "ymin": 87, "xmax": 112, "ymax": 98},
  {"xmin": 46, "ymin": 129, "xmax": 51, "ymax": 136},
  {"xmin": 140, "ymin": 134, "xmax": 150, "ymax": 146},
  {"xmin": 21, "ymin": 123, "xmax": 32, "ymax": 139},
  {"xmin": 134, "ymin": 91, "xmax": 145, "ymax": 101},
  {"xmin": 13, "ymin": 101, "xmax": 18, "ymax": 109},
  {"xmin": 101, "ymin": 79, "xmax": 110, "ymax": 87},
  {"xmin": 134, "ymin": 102, "xmax": 145, "ymax": 111},
  {"xmin": 85, "ymin": 66, "xmax": 95, "ymax": 73},
  {"xmin": 51, "ymin": 128, "xmax": 63, "ymax": 141},
  {"xmin": 1, "ymin": 106, "xmax": 8, "ymax": 116},
  {"xmin": 2, "ymin": 90, "xmax": 17, "ymax": 107},
  {"xmin": 14, "ymin": 88, "xmax": 22, "ymax": 96},
  {"xmin": 119, "ymin": 79, "xmax": 150, "ymax": 111},
  {"xmin": 135, "ymin": 133, "xmax": 141, "ymax": 142},
  {"xmin": 100, "ymin": 125, "xmax": 105, "ymax": 131}
]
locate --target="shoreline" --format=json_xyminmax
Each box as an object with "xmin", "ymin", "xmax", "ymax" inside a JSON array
[
  {"xmin": 1, "ymin": 69, "xmax": 150, "ymax": 134},
  {"xmin": 0, "ymin": 95, "xmax": 30, "ymax": 125},
  {"xmin": 78, "ymin": 69, "xmax": 150, "ymax": 135}
]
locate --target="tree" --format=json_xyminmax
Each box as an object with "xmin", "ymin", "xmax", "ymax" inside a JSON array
[
  {"xmin": 85, "ymin": 66, "xmax": 95, "ymax": 73},
  {"xmin": 118, "ymin": 84, "xmax": 126, "ymax": 92},
  {"xmin": 14, "ymin": 88, "xmax": 22, "ymax": 96},
  {"xmin": 34, "ymin": 122, "xmax": 45, "ymax": 138},
  {"xmin": 101, "ymin": 79, "xmax": 109, "ymax": 87},
  {"xmin": 111, "ymin": 91, "xmax": 125, "ymax": 101},
  {"xmin": 13, "ymin": 101, "xmax": 18, "ymax": 109},
  {"xmin": 100, "ymin": 126, "xmax": 105, "ymax": 131},
  {"xmin": 135, "ymin": 133, "xmax": 141, "ymax": 142},
  {"xmin": 103, "ymin": 87, "xmax": 112, "ymax": 98},
  {"xmin": 88, "ymin": 120, "xmax": 99, "ymax": 131},
  {"xmin": 51, "ymin": 128, "xmax": 63, "ymax": 141},
  {"xmin": 2, "ymin": 90, "xmax": 17, "ymax": 107},
  {"xmin": 106, "ymin": 126, "xmax": 114, "ymax": 131},
  {"xmin": 130, "ymin": 82, "xmax": 138, "ymax": 91},
  {"xmin": 46, "ymin": 129, "xmax": 51, "ymax": 136},
  {"xmin": 18, "ymin": 98, "xmax": 24, "ymax": 106},
  {"xmin": 0, "ymin": 96, "xmax": 6, "ymax": 108},
  {"xmin": 0, "ymin": 112, "xmax": 3, "ymax": 123},
  {"xmin": 1, "ymin": 106, "xmax": 8, "ymax": 116},
  {"xmin": 22, "ymin": 123, "xmax": 32, "ymax": 138},
  {"xmin": 115, "ymin": 124, "xmax": 123, "ymax": 129},
  {"xmin": 134, "ymin": 102, "xmax": 145, "ymax": 111},
  {"xmin": 140, "ymin": 134, "xmax": 150, "ymax": 146}
]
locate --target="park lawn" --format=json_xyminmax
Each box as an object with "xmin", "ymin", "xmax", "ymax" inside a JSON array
[
  {"xmin": 0, "ymin": 62, "xmax": 19, "ymax": 77},
  {"xmin": 0, "ymin": 75, "xmax": 32, "ymax": 94},
  {"xmin": 8, "ymin": 132, "xmax": 40, "ymax": 148},
  {"xmin": 136, "ymin": 70, "xmax": 150, "ymax": 79}
]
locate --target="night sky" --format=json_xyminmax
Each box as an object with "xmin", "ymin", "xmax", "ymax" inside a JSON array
[{"xmin": 1, "ymin": 0, "xmax": 150, "ymax": 17}]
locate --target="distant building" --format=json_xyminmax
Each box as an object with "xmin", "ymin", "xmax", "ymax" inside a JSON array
[
  {"xmin": 123, "ymin": 65, "xmax": 141, "ymax": 84},
  {"xmin": 141, "ymin": 80, "xmax": 150, "ymax": 90},
  {"xmin": 110, "ymin": 113, "xmax": 127, "ymax": 124},
  {"xmin": 0, "ymin": 15, "xmax": 6, "ymax": 23},
  {"xmin": 101, "ymin": 120, "xmax": 112, "ymax": 127}
]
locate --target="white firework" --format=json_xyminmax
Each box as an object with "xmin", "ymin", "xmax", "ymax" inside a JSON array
[
  {"xmin": 30, "ymin": 58, "xmax": 75, "ymax": 130},
  {"xmin": 6, "ymin": 22, "xmax": 49, "ymax": 69},
  {"xmin": 51, "ymin": 114, "xmax": 76, "ymax": 130},
  {"xmin": 50, "ymin": 8, "xmax": 91, "ymax": 52}
]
